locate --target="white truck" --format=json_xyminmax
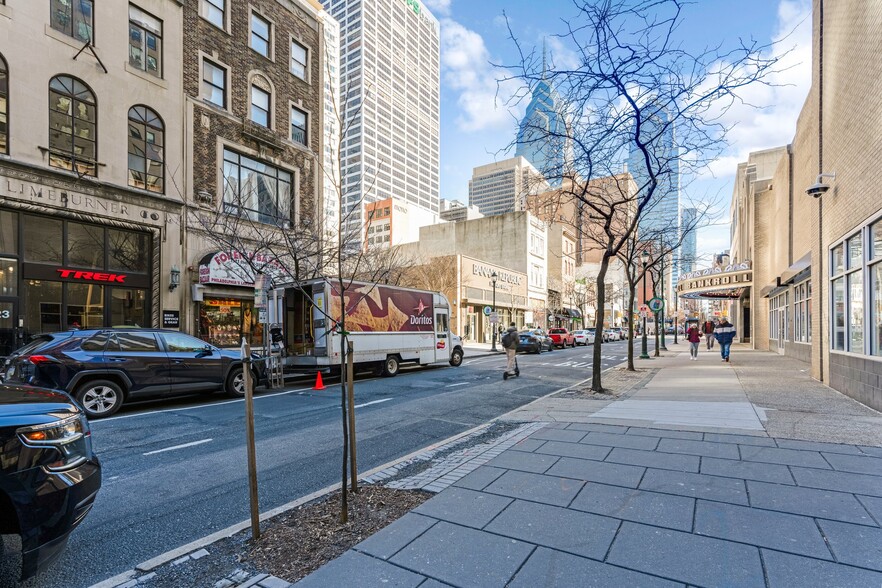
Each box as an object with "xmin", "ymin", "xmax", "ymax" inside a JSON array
[{"xmin": 279, "ymin": 279, "xmax": 464, "ymax": 377}]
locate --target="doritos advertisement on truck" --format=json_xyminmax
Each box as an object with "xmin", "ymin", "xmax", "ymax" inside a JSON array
[{"xmin": 330, "ymin": 282, "xmax": 435, "ymax": 333}]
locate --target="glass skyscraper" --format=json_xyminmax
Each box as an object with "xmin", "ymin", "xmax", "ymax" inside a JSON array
[{"xmin": 515, "ymin": 69, "xmax": 568, "ymax": 188}]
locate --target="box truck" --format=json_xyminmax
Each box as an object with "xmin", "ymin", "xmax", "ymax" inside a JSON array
[{"xmin": 280, "ymin": 279, "xmax": 464, "ymax": 377}]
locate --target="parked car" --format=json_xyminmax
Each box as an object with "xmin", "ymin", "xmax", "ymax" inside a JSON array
[
  {"xmin": 548, "ymin": 328, "xmax": 576, "ymax": 348},
  {"xmin": 517, "ymin": 330, "xmax": 554, "ymax": 354},
  {"xmin": 601, "ymin": 329, "xmax": 615, "ymax": 342},
  {"xmin": 0, "ymin": 383, "xmax": 101, "ymax": 581},
  {"xmin": 1, "ymin": 329, "xmax": 266, "ymax": 419},
  {"xmin": 610, "ymin": 327, "xmax": 626, "ymax": 340},
  {"xmin": 572, "ymin": 330, "xmax": 595, "ymax": 346}
]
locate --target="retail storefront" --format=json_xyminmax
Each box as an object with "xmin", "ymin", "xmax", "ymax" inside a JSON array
[{"xmin": 458, "ymin": 257, "xmax": 527, "ymax": 344}]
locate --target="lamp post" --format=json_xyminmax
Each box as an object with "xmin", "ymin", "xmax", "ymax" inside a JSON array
[
  {"xmin": 490, "ymin": 271, "xmax": 498, "ymax": 352},
  {"xmin": 640, "ymin": 250, "xmax": 650, "ymax": 360},
  {"xmin": 673, "ymin": 282, "xmax": 679, "ymax": 344},
  {"xmin": 659, "ymin": 244, "xmax": 668, "ymax": 351}
]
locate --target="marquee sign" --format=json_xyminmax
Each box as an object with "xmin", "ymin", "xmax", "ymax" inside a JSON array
[{"xmin": 678, "ymin": 262, "xmax": 753, "ymax": 300}]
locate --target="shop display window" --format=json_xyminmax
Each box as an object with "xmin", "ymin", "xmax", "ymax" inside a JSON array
[
  {"xmin": 24, "ymin": 280, "xmax": 62, "ymax": 336},
  {"xmin": 67, "ymin": 283, "xmax": 104, "ymax": 329},
  {"xmin": 111, "ymin": 288, "xmax": 147, "ymax": 327},
  {"xmin": 198, "ymin": 297, "xmax": 263, "ymax": 348}
]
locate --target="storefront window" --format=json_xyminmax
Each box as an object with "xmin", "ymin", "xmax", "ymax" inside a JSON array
[
  {"xmin": 0, "ymin": 210, "xmax": 16, "ymax": 254},
  {"xmin": 0, "ymin": 257, "xmax": 16, "ymax": 297},
  {"xmin": 68, "ymin": 222, "xmax": 105, "ymax": 268},
  {"xmin": 111, "ymin": 288, "xmax": 147, "ymax": 327},
  {"xmin": 832, "ymin": 244, "xmax": 844, "ymax": 274},
  {"xmin": 24, "ymin": 216, "xmax": 62, "ymax": 263},
  {"xmin": 108, "ymin": 229, "xmax": 150, "ymax": 272},
  {"xmin": 873, "ymin": 264, "xmax": 882, "ymax": 356},
  {"xmin": 67, "ymin": 283, "xmax": 104, "ymax": 329},
  {"xmin": 873, "ymin": 221, "xmax": 882, "ymax": 259},
  {"xmin": 198, "ymin": 297, "xmax": 262, "ymax": 347},
  {"xmin": 23, "ymin": 280, "xmax": 62, "ymax": 338},
  {"xmin": 847, "ymin": 233, "xmax": 863, "ymax": 269},
  {"xmin": 832, "ymin": 277, "xmax": 845, "ymax": 351}
]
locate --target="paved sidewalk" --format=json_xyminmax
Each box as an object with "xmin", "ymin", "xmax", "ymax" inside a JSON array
[{"xmin": 294, "ymin": 346, "xmax": 882, "ymax": 587}]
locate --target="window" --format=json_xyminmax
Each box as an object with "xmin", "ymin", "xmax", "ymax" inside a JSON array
[
  {"xmin": 831, "ymin": 234, "xmax": 866, "ymax": 354},
  {"xmin": 200, "ymin": 0, "xmax": 224, "ymax": 29},
  {"xmin": 129, "ymin": 5, "xmax": 162, "ymax": 77},
  {"xmin": 794, "ymin": 281, "xmax": 812, "ymax": 343},
  {"xmin": 128, "ymin": 106, "xmax": 164, "ymax": 193},
  {"xmin": 222, "ymin": 148, "xmax": 293, "ymax": 225},
  {"xmin": 0, "ymin": 55, "xmax": 7, "ymax": 154},
  {"xmin": 291, "ymin": 106, "xmax": 307, "ymax": 144},
  {"xmin": 201, "ymin": 60, "xmax": 226, "ymax": 108},
  {"xmin": 162, "ymin": 332, "xmax": 208, "ymax": 353},
  {"xmin": 24, "ymin": 216, "xmax": 62, "ymax": 263},
  {"xmin": 251, "ymin": 13, "xmax": 271, "ymax": 58},
  {"xmin": 48, "ymin": 75, "xmax": 97, "ymax": 176},
  {"xmin": 111, "ymin": 331, "xmax": 159, "ymax": 352},
  {"xmin": 108, "ymin": 229, "xmax": 150, "ymax": 272},
  {"xmin": 291, "ymin": 40, "xmax": 308, "ymax": 79},
  {"xmin": 250, "ymin": 86, "xmax": 270, "ymax": 127},
  {"xmin": 50, "ymin": 0, "xmax": 94, "ymax": 43}
]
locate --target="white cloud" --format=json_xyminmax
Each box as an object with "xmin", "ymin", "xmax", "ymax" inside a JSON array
[{"xmin": 422, "ymin": 0, "xmax": 451, "ymax": 18}]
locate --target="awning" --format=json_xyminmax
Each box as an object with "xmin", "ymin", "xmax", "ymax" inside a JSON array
[
  {"xmin": 566, "ymin": 307, "xmax": 582, "ymax": 318},
  {"xmin": 780, "ymin": 253, "xmax": 812, "ymax": 286}
]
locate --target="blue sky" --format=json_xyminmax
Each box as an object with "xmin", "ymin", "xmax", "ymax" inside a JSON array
[{"xmin": 422, "ymin": 0, "xmax": 813, "ymax": 264}]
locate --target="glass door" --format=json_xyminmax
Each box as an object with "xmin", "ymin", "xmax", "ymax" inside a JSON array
[{"xmin": 0, "ymin": 300, "xmax": 18, "ymax": 358}]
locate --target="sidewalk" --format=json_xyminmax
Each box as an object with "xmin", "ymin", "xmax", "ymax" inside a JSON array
[
  {"xmin": 294, "ymin": 345, "xmax": 882, "ymax": 587},
  {"xmin": 462, "ymin": 341, "xmax": 503, "ymax": 358}
]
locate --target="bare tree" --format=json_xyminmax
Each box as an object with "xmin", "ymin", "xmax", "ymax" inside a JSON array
[{"xmin": 502, "ymin": 0, "xmax": 783, "ymax": 391}]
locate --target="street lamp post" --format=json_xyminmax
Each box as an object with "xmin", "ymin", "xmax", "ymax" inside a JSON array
[
  {"xmin": 490, "ymin": 271, "xmax": 498, "ymax": 352},
  {"xmin": 640, "ymin": 250, "xmax": 650, "ymax": 360},
  {"xmin": 659, "ymin": 244, "xmax": 668, "ymax": 351},
  {"xmin": 673, "ymin": 284, "xmax": 679, "ymax": 344}
]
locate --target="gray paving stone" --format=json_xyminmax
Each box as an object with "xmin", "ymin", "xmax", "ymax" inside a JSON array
[
  {"xmin": 656, "ymin": 438, "xmax": 740, "ymax": 460},
  {"xmin": 414, "ymin": 487, "xmax": 512, "ymax": 529},
  {"xmin": 791, "ymin": 466, "xmax": 882, "ymax": 498},
  {"xmin": 235, "ymin": 575, "xmax": 267, "ymax": 588},
  {"xmin": 818, "ymin": 519, "xmax": 882, "ymax": 571},
  {"xmin": 452, "ymin": 466, "xmax": 507, "ymax": 491},
  {"xmin": 739, "ymin": 445, "xmax": 831, "ymax": 469},
  {"xmin": 390, "ymin": 521, "xmax": 533, "ymax": 588},
  {"xmin": 534, "ymin": 440, "xmax": 611, "ymax": 461},
  {"xmin": 582, "ymin": 431, "xmax": 660, "ymax": 451},
  {"xmin": 700, "ymin": 457, "xmax": 795, "ymax": 484},
  {"xmin": 606, "ymin": 448, "xmax": 700, "ymax": 473},
  {"xmin": 859, "ymin": 446, "xmax": 882, "ymax": 458},
  {"xmin": 294, "ymin": 550, "xmax": 424, "ymax": 587},
  {"xmin": 626, "ymin": 427, "xmax": 704, "ymax": 440},
  {"xmin": 822, "ymin": 452, "xmax": 882, "ymax": 476},
  {"xmin": 566, "ymin": 422, "xmax": 629, "ymax": 434},
  {"xmin": 763, "ymin": 549, "xmax": 882, "ymax": 588},
  {"xmin": 416, "ymin": 580, "xmax": 450, "ymax": 588},
  {"xmin": 856, "ymin": 494, "xmax": 882, "ymax": 525},
  {"xmin": 354, "ymin": 513, "xmax": 437, "ymax": 560},
  {"xmin": 485, "ymin": 499, "xmax": 619, "ymax": 559},
  {"xmin": 694, "ymin": 500, "xmax": 832, "ymax": 559},
  {"xmin": 509, "ymin": 547, "xmax": 682, "ymax": 588},
  {"xmin": 639, "ymin": 469, "xmax": 748, "ymax": 505},
  {"xmin": 509, "ymin": 438, "xmax": 545, "ymax": 452},
  {"xmin": 570, "ymin": 482, "xmax": 694, "ymax": 531},
  {"xmin": 703, "ymin": 433, "xmax": 776, "ymax": 447},
  {"xmin": 483, "ymin": 470, "xmax": 584, "ymax": 507},
  {"xmin": 529, "ymin": 428, "xmax": 587, "ymax": 443},
  {"xmin": 258, "ymin": 577, "xmax": 291, "ymax": 588},
  {"xmin": 547, "ymin": 456, "xmax": 645, "ymax": 488},
  {"xmin": 485, "ymin": 449, "xmax": 559, "ymax": 474},
  {"xmin": 776, "ymin": 438, "xmax": 865, "ymax": 455},
  {"xmin": 607, "ymin": 522, "xmax": 764, "ymax": 587},
  {"xmin": 746, "ymin": 481, "xmax": 876, "ymax": 525}
]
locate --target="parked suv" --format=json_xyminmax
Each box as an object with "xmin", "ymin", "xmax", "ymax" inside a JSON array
[
  {"xmin": 1, "ymin": 329, "xmax": 265, "ymax": 418},
  {"xmin": 0, "ymin": 383, "xmax": 101, "ymax": 581},
  {"xmin": 547, "ymin": 328, "xmax": 575, "ymax": 348}
]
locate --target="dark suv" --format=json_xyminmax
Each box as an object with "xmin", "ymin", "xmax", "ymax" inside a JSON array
[
  {"xmin": 0, "ymin": 384, "xmax": 101, "ymax": 581},
  {"xmin": 1, "ymin": 329, "xmax": 264, "ymax": 418}
]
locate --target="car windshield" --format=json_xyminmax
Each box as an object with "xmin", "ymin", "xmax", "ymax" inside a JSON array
[{"xmin": 549, "ymin": 329, "xmax": 564, "ymax": 333}]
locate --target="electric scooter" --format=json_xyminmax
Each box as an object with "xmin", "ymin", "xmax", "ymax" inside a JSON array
[{"xmin": 503, "ymin": 357, "xmax": 520, "ymax": 380}]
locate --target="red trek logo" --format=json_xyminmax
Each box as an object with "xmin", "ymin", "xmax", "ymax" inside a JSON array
[{"xmin": 56, "ymin": 268, "xmax": 127, "ymax": 283}]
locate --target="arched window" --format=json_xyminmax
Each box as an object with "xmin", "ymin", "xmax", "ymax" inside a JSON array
[
  {"xmin": 127, "ymin": 106, "xmax": 164, "ymax": 193},
  {"xmin": 49, "ymin": 75, "xmax": 97, "ymax": 176},
  {"xmin": 0, "ymin": 55, "xmax": 7, "ymax": 155}
]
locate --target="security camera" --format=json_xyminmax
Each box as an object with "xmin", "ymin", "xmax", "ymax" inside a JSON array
[{"xmin": 806, "ymin": 182, "xmax": 830, "ymax": 198}]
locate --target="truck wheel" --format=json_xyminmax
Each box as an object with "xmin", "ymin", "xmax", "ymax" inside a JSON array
[
  {"xmin": 75, "ymin": 379, "xmax": 124, "ymax": 418},
  {"xmin": 449, "ymin": 349, "xmax": 464, "ymax": 367},
  {"xmin": 225, "ymin": 367, "xmax": 246, "ymax": 397},
  {"xmin": 381, "ymin": 355, "xmax": 400, "ymax": 377}
]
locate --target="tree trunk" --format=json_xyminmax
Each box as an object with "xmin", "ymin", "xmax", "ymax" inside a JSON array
[
  {"xmin": 626, "ymin": 283, "xmax": 636, "ymax": 371},
  {"xmin": 591, "ymin": 256, "xmax": 610, "ymax": 391}
]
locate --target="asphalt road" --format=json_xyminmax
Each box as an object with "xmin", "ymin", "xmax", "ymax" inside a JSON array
[{"xmin": 41, "ymin": 341, "xmax": 632, "ymax": 588}]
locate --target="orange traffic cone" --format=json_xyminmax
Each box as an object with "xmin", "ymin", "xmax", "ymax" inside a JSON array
[{"xmin": 313, "ymin": 372, "xmax": 326, "ymax": 390}]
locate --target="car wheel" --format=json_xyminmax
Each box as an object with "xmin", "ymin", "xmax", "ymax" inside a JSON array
[
  {"xmin": 225, "ymin": 366, "xmax": 249, "ymax": 397},
  {"xmin": 75, "ymin": 379, "xmax": 124, "ymax": 418},
  {"xmin": 382, "ymin": 355, "xmax": 400, "ymax": 377},
  {"xmin": 449, "ymin": 349, "xmax": 464, "ymax": 367}
]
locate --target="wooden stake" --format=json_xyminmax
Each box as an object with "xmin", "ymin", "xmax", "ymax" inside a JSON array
[
  {"xmin": 242, "ymin": 338, "xmax": 260, "ymax": 540},
  {"xmin": 347, "ymin": 339, "xmax": 358, "ymax": 492}
]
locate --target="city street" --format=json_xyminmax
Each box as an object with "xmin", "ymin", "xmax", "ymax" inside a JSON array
[{"xmin": 44, "ymin": 342, "xmax": 630, "ymax": 588}]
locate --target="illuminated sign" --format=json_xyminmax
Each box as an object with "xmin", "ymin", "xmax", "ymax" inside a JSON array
[{"xmin": 56, "ymin": 269, "xmax": 127, "ymax": 283}]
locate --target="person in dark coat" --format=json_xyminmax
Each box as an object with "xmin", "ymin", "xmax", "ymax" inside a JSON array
[
  {"xmin": 714, "ymin": 319, "xmax": 736, "ymax": 362},
  {"xmin": 703, "ymin": 319, "xmax": 716, "ymax": 350}
]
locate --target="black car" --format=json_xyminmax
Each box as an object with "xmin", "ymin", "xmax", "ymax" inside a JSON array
[
  {"xmin": 1, "ymin": 329, "xmax": 264, "ymax": 419},
  {"xmin": 0, "ymin": 384, "xmax": 101, "ymax": 582},
  {"xmin": 517, "ymin": 329, "xmax": 555, "ymax": 354}
]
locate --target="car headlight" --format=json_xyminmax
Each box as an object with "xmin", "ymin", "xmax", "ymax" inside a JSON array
[{"xmin": 18, "ymin": 414, "xmax": 90, "ymax": 471}]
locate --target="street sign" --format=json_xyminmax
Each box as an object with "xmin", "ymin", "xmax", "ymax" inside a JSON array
[
  {"xmin": 648, "ymin": 297, "xmax": 665, "ymax": 313},
  {"xmin": 638, "ymin": 304, "xmax": 650, "ymax": 314},
  {"xmin": 639, "ymin": 310, "xmax": 652, "ymax": 318},
  {"xmin": 483, "ymin": 306, "xmax": 492, "ymax": 316},
  {"xmin": 489, "ymin": 311, "xmax": 499, "ymax": 324}
]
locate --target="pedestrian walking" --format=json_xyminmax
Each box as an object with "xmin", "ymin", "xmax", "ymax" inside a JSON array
[
  {"xmin": 714, "ymin": 319, "xmax": 736, "ymax": 362},
  {"xmin": 686, "ymin": 323, "xmax": 702, "ymax": 360},
  {"xmin": 501, "ymin": 322, "xmax": 519, "ymax": 376},
  {"xmin": 703, "ymin": 319, "xmax": 716, "ymax": 350}
]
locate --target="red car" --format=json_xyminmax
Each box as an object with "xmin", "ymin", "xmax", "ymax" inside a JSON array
[{"xmin": 548, "ymin": 328, "xmax": 576, "ymax": 348}]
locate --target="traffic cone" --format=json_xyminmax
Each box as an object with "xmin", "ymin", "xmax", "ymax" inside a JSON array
[{"xmin": 313, "ymin": 372, "xmax": 326, "ymax": 390}]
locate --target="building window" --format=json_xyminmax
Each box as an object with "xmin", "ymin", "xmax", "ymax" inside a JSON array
[
  {"xmin": 251, "ymin": 12, "xmax": 271, "ymax": 58},
  {"xmin": 291, "ymin": 106, "xmax": 307, "ymax": 144},
  {"xmin": 794, "ymin": 280, "xmax": 811, "ymax": 343},
  {"xmin": 50, "ymin": 0, "xmax": 94, "ymax": 43},
  {"xmin": 127, "ymin": 106, "xmax": 164, "ymax": 193},
  {"xmin": 48, "ymin": 75, "xmax": 97, "ymax": 177},
  {"xmin": 200, "ymin": 0, "xmax": 224, "ymax": 29},
  {"xmin": 291, "ymin": 40, "xmax": 308, "ymax": 79},
  {"xmin": 129, "ymin": 5, "xmax": 162, "ymax": 77},
  {"xmin": 222, "ymin": 148, "xmax": 293, "ymax": 225},
  {"xmin": 831, "ymin": 232, "xmax": 867, "ymax": 354},
  {"xmin": 250, "ymin": 86, "xmax": 270, "ymax": 127},
  {"xmin": 872, "ymin": 221, "xmax": 882, "ymax": 356},
  {"xmin": 201, "ymin": 60, "xmax": 226, "ymax": 108},
  {"xmin": 0, "ymin": 55, "xmax": 7, "ymax": 155}
]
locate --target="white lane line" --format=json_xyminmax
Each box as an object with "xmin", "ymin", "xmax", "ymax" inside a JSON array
[
  {"xmin": 143, "ymin": 438, "xmax": 213, "ymax": 456},
  {"xmin": 445, "ymin": 382, "xmax": 470, "ymax": 388},
  {"xmin": 354, "ymin": 398, "xmax": 393, "ymax": 409}
]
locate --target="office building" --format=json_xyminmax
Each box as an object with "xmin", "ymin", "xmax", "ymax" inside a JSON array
[
  {"xmin": 440, "ymin": 199, "xmax": 483, "ymax": 223},
  {"xmin": 680, "ymin": 207, "xmax": 697, "ymax": 274},
  {"xmin": 469, "ymin": 156, "xmax": 550, "ymax": 217}
]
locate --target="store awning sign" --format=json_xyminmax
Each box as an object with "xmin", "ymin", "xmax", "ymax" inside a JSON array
[{"xmin": 198, "ymin": 251, "xmax": 286, "ymax": 287}]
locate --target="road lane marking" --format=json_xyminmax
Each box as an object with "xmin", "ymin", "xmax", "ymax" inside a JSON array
[
  {"xmin": 143, "ymin": 439, "xmax": 213, "ymax": 456},
  {"xmin": 354, "ymin": 398, "xmax": 393, "ymax": 409},
  {"xmin": 445, "ymin": 382, "xmax": 470, "ymax": 388}
]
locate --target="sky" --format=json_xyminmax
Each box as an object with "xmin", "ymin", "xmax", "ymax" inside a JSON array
[{"xmin": 421, "ymin": 0, "xmax": 814, "ymax": 267}]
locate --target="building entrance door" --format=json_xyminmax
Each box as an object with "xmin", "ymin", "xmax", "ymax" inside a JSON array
[{"xmin": 0, "ymin": 300, "xmax": 19, "ymax": 359}]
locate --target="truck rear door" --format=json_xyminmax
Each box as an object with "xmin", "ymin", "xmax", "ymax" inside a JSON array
[{"xmin": 434, "ymin": 308, "xmax": 450, "ymax": 361}]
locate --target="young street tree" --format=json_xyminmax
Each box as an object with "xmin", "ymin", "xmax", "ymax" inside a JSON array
[{"xmin": 503, "ymin": 0, "xmax": 783, "ymax": 391}]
